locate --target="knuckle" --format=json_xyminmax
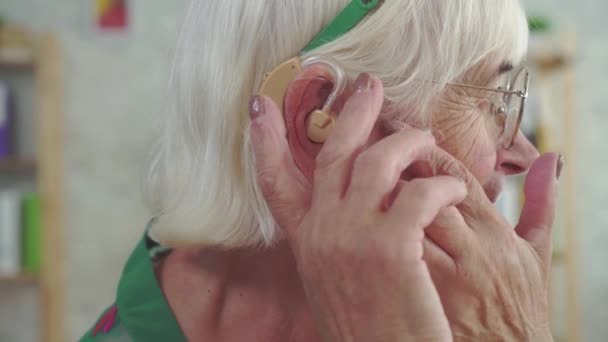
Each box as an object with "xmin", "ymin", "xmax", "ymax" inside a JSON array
[
  {"xmin": 405, "ymin": 179, "xmax": 441, "ymax": 225},
  {"xmin": 438, "ymin": 157, "xmax": 461, "ymax": 177},
  {"xmin": 401, "ymin": 128, "xmax": 434, "ymax": 145},
  {"xmin": 408, "ymin": 179, "xmax": 438, "ymax": 202},
  {"xmin": 352, "ymin": 151, "xmax": 395, "ymax": 190},
  {"xmin": 431, "ymin": 149, "xmax": 468, "ymax": 180},
  {"xmin": 354, "ymin": 149, "xmax": 393, "ymax": 172},
  {"xmin": 315, "ymin": 144, "xmax": 346, "ymax": 170},
  {"xmin": 394, "ymin": 129, "xmax": 436, "ymax": 157}
]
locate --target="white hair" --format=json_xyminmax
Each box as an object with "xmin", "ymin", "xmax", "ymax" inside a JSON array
[{"xmin": 143, "ymin": 0, "xmax": 529, "ymax": 248}]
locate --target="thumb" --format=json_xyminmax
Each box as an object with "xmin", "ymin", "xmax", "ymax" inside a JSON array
[
  {"xmin": 515, "ymin": 152, "xmax": 563, "ymax": 260},
  {"xmin": 248, "ymin": 95, "xmax": 310, "ymax": 232}
]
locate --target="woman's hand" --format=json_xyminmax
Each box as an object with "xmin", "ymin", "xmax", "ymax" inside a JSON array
[
  {"xmin": 248, "ymin": 74, "xmax": 464, "ymax": 341},
  {"xmin": 423, "ymin": 150, "xmax": 560, "ymax": 341}
]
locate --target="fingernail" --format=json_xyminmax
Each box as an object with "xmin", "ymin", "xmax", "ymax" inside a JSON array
[
  {"xmin": 249, "ymin": 95, "xmax": 265, "ymax": 121},
  {"xmin": 354, "ymin": 73, "xmax": 371, "ymax": 93},
  {"xmin": 556, "ymin": 153, "xmax": 564, "ymax": 180}
]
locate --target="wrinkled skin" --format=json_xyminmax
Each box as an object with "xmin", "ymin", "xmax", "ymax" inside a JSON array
[
  {"xmin": 251, "ymin": 74, "xmax": 463, "ymax": 341},
  {"xmin": 423, "ymin": 67, "xmax": 556, "ymax": 341},
  {"xmin": 256, "ymin": 62, "xmax": 558, "ymax": 341},
  {"xmin": 159, "ymin": 65, "xmax": 558, "ymax": 341}
]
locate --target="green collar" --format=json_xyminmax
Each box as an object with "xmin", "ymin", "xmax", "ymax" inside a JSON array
[
  {"xmin": 80, "ymin": 226, "xmax": 186, "ymax": 342},
  {"xmin": 83, "ymin": 3, "xmax": 378, "ymax": 340},
  {"xmin": 115, "ymin": 230, "xmax": 186, "ymax": 342}
]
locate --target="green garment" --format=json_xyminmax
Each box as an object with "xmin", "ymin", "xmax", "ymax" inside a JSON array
[
  {"xmin": 80, "ymin": 2, "xmax": 379, "ymax": 340},
  {"xmin": 79, "ymin": 225, "xmax": 186, "ymax": 342}
]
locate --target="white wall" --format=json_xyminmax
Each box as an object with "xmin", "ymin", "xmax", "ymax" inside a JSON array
[
  {"xmin": 0, "ymin": 1, "xmax": 187, "ymax": 341},
  {"xmin": 522, "ymin": 0, "xmax": 608, "ymax": 341},
  {"xmin": 0, "ymin": 0, "xmax": 606, "ymax": 341}
]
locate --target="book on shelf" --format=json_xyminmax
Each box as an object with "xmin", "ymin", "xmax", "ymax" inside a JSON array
[
  {"xmin": 22, "ymin": 192, "xmax": 41, "ymax": 274},
  {"xmin": 0, "ymin": 190, "xmax": 21, "ymax": 275},
  {"xmin": 0, "ymin": 191, "xmax": 41, "ymax": 278},
  {"xmin": 0, "ymin": 81, "xmax": 13, "ymax": 158}
]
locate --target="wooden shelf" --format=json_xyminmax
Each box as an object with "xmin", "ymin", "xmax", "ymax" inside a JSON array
[
  {"xmin": 0, "ymin": 33, "xmax": 65, "ymax": 342},
  {"xmin": 0, "ymin": 273, "xmax": 38, "ymax": 285},
  {"xmin": 0, "ymin": 59, "xmax": 35, "ymax": 71},
  {"xmin": 536, "ymin": 29, "xmax": 579, "ymax": 342},
  {"xmin": 0, "ymin": 158, "xmax": 37, "ymax": 172}
]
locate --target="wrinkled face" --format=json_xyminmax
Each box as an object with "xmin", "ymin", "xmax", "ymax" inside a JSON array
[
  {"xmin": 284, "ymin": 61, "xmax": 538, "ymax": 205},
  {"xmin": 429, "ymin": 61, "xmax": 538, "ymax": 202}
]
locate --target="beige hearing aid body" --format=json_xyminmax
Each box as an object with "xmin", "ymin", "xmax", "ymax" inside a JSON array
[{"xmin": 258, "ymin": 56, "xmax": 346, "ymax": 143}]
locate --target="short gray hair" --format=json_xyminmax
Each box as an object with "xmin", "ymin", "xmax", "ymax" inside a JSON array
[{"xmin": 143, "ymin": 0, "xmax": 529, "ymax": 248}]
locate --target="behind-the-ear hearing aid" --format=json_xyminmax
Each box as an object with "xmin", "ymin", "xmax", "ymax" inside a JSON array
[
  {"xmin": 258, "ymin": 55, "xmax": 347, "ymax": 143},
  {"xmin": 257, "ymin": 0, "xmax": 379, "ymax": 143}
]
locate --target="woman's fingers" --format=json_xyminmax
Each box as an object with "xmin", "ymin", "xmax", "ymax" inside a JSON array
[
  {"xmin": 313, "ymin": 73, "xmax": 384, "ymax": 200},
  {"xmin": 248, "ymin": 95, "xmax": 310, "ymax": 232},
  {"xmin": 425, "ymin": 206, "xmax": 473, "ymax": 259},
  {"xmin": 386, "ymin": 177, "xmax": 467, "ymax": 238},
  {"xmin": 284, "ymin": 74, "xmax": 459, "ymax": 341},
  {"xmin": 346, "ymin": 129, "xmax": 436, "ymax": 212},
  {"xmin": 423, "ymin": 237, "xmax": 456, "ymax": 275},
  {"xmin": 425, "ymin": 147, "xmax": 494, "ymax": 224},
  {"xmin": 515, "ymin": 152, "xmax": 560, "ymax": 266}
]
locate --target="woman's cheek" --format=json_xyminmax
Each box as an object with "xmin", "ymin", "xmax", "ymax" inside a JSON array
[
  {"xmin": 435, "ymin": 119, "xmax": 497, "ymax": 186},
  {"xmin": 465, "ymin": 147, "xmax": 496, "ymax": 185},
  {"xmin": 432, "ymin": 89, "xmax": 504, "ymax": 187}
]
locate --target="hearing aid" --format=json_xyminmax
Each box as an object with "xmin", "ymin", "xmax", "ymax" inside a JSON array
[{"xmin": 258, "ymin": 55, "xmax": 347, "ymax": 143}]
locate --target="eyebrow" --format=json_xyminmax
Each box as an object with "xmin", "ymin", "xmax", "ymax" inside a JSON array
[{"xmin": 498, "ymin": 62, "xmax": 514, "ymax": 75}]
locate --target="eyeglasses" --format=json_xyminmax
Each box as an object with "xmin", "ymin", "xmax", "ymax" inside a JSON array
[
  {"xmin": 295, "ymin": 0, "xmax": 529, "ymax": 149},
  {"xmin": 447, "ymin": 66, "xmax": 530, "ymax": 149}
]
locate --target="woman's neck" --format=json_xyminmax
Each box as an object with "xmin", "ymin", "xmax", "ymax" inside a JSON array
[{"xmin": 157, "ymin": 242, "xmax": 320, "ymax": 342}]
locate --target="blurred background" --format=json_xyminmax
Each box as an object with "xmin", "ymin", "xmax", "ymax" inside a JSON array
[{"xmin": 0, "ymin": 1, "xmax": 605, "ymax": 341}]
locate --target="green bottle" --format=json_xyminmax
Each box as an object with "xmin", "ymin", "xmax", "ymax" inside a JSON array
[{"xmin": 21, "ymin": 192, "xmax": 41, "ymax": 274}]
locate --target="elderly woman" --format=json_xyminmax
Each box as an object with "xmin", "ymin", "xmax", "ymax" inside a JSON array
[{"xmin": 81, "ymin": 1, "xmax": 561, "ymax": 341}]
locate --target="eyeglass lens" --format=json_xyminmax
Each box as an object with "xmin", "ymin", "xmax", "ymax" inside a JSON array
[{"xmin": 502, "ymin": 68, "xmax": 527, "ymax": 147}]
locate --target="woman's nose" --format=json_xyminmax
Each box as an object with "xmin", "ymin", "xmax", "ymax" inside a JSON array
[{"xmin": 496, "ymin": 130, "xmax": 540, "ymax": 175}]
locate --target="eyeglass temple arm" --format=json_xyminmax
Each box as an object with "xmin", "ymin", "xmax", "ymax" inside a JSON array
[{"xmin": 447, "ymin": 82, "xmax": 527, "ymax": 98}]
